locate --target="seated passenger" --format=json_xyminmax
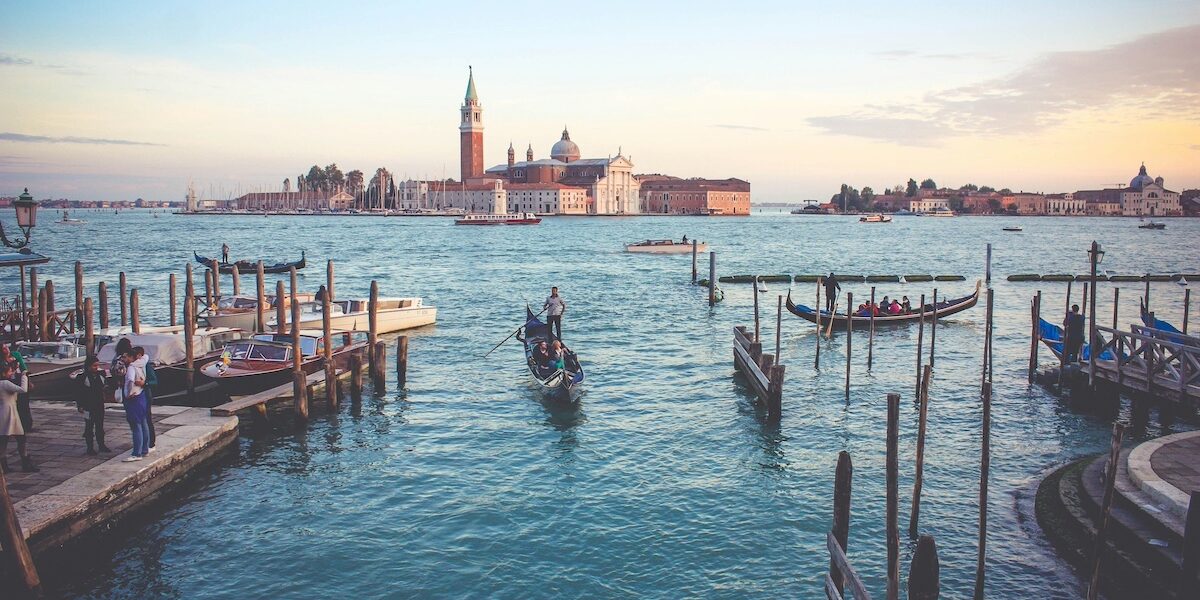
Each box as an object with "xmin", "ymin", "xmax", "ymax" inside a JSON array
[
  {"xmin": 547, "ymin": 341, "xmax": 567, "ymax": 372},
  {"xmin": 855, "ymin": 303, "xmax": 870, "ymax": 317},
  {"xmin": 902, "ymin": 296, "xmax": 912, "ymax": 313},
  {"xmin": 531, "ymin": 340, "xmax": 550, "ymax": 367},
  {"xmin": 888, "ymin": 300, "xmax": 902, "ymax": 315}
]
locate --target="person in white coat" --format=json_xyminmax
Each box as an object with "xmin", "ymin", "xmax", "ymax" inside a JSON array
[{"xmin": 0, "ymin": 364, "xmax": 36, "ymax": 473}]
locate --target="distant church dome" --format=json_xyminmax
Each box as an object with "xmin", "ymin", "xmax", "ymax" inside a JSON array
[
  {"xmin": 550, "ymin": 128, "xmax": 581, "ymax": 163},
  {"xmin": 1129, "ymin": 163, "xmax": 1155, "ymax": 190}
]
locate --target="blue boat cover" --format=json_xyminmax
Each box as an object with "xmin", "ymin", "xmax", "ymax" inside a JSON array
[{"xmin": 1039, "ymin": 318, "xmax": 1117, "ymax": 360}]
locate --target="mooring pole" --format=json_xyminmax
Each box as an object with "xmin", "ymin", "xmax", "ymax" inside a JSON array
[
  {"xmin": 752, "ymin": 277, "xmax": 761, "ymax": 343},
  {"xmin": 98, "ymin": 281, "xmax": 109, "ymax": 330},
  {"xmin": 916, "ymin": 293, "xmax": 926, "ymax": 398},
  {"xmin": 0, "ymin": 469, "xmax": 41, "ymax": 594},
  {"xmin": 929, "ymin": 288, "xmax": 938, "ymax": 367},
  {"xmin": 909, "ymin": 535, "xmax": 941, "ymax": 600},
  {"xmin": 867, "ymin": 286, "xmax": 876, "ymax": 370},
  {"xmin": 708, "ymin": 252, "xmax": 716, "ymax": 306},
  {"xmin": 1088, "ymin": 241, "xmax": 1100, "ymax": 391},
  {"xmin": 886, "ymin": 392, "xmax": 900, "ymax": 600},
  {"xmin": 814, "ymin": 278, "xmax": 822, "ymax": 369},
  {"xmin": 774, "ymin": 295, "xmax": 782, "ymax": 362},
  {"xmin": 397, "ymin": 335, "xmax": 409, "ymax": 388},
  {"xmin": 84, "ymin": 298, "xmax": 95, "ymax": 359},
  {"xmin": 119, "ymin": 271, "xmax": 128, "ymax": 326},
  {"xmin": 275, "ymin": 280, "xmax": 286, "ymax": 334},
  {"xmin": 256, "ymin": 261, "xmax": 266, "ymax": 333},
  {"xmin": 169, "ymin": 273, "xmax": 177, "ymax": 327},
  {"xmin": 130, "ymin": 289, "xmax": 140, "ymax": 333},
  {"xmin": 830, "ymin": 450, "xmax": 852, "ymax": 597},
  {"xmin": 845, "ymin": 292, "xmax": 853, "ymax": 403},
  {"xmin": 910, "ymin": 364, "xmax": 932, "ymax": 538},
  {"xmin": 985, "ymin": 243, "xmax": 992, "ymax": 285},
  {"xmin": 184, "ymin": 276, "xmax": 195, "ymax": 401},
  {"xmin": 1184, "ymin": 288, "xmax": 1191, "ymax": 335},
  {"xmin": 74, "ymin": 261, "xmax": 84, "ymax": 329},
  {"xmin": 231, "ymin": 263, "xmax": 241, "ymax": 296},
  {"xmin": 691, "ymin": 240, "xmax": 698, "ymax": 283}
]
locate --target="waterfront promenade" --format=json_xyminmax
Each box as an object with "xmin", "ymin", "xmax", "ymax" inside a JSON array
[{"xmin": 4, "ymin": 403, "xmax": 237, "ymax": 555}]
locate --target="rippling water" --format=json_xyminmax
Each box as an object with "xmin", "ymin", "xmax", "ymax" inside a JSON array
[{"xmin": 13, "ymin": 209, "xmax": 1198, "ymax": 598}]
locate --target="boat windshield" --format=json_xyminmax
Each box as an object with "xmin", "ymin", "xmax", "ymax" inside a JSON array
[
  {"xmin": 225, "ymin": 341, "xmax": 290, "ymax": 361},
  {"xmin": 251, "ymin": 334, "xmax": 319, "ymax": 356}
]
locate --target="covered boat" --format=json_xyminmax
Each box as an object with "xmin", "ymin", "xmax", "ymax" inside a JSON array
[
  {"xmin": 1138, "ymin": 306, "xmax": 1199, "ymax": 347},
  {"xmin": 454, "ymin": 213, "xmax": 541, "ymax": 225},
  {"xmin": 516, "ymin": 307, "xmax": 583, "ymax": 399},
  {"xmin": 786, "ymin": 280, "xmax": 981, "ymax": 328},
  {"xmin": 16, "ymin": 340, "xmax": 88, "ymax": 400},
  {"xmin": 85, "ymin": 328, "xmax": 249, "ymax": 403},
  {"xmin": 1037, "ymin": 318, "xmax": 1118, "ymax": 360},
  {"xmin": 267, "ymin": 297, "xmax": 436, "ymax": 334},
  {"xmin": 200, "ymin": 330, "xmax": 367, "ymax": 396},
  {"xmin": 1138, "ymin": 221, "xmax": 1166, "ymax": 230},
  {"xmin": 625, "ymin": 239, "xmax": 707, "ymax": 253},
  {"xmin": 193, "ymin": 250, "xmax": 305, "ymax": 274}
]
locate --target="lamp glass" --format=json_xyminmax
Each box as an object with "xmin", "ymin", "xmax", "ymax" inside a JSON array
[{"xmin": 15, "ymin": 200, "xmax": 36, "ymax": 228}]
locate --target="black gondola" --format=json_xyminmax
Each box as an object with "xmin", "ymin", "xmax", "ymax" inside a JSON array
[
  {"xmin": 517, "ymin": 307, "xmax": 584, "ymax": 399},
  {"xmin": 193, "ymin": 250, "xmax": 305, "ymax": 274},
  {"xmin": 786, "ymin": 280, "xmax": 981, "ymax": 328}
]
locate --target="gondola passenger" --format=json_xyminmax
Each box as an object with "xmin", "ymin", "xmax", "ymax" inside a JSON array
[{"xmin": 902, "ymin": 296, "xmax": 912, "ymax": 314}]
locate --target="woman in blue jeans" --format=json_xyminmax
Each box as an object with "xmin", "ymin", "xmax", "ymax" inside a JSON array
[{"xmin": 121, "ymin": 348, "xmax": 150, "ymax": 462}]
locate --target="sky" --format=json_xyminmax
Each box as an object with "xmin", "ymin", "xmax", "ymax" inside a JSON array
[{"xmin": 1, "ymin": 0, "xmax": 1198, "ymax": 203}]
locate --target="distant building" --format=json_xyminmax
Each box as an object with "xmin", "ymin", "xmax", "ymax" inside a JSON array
[
  {"xmin": 234, "ymin": 191, "xmax": 353, "ymax": 211},
  {"xmin": 1045, "ymin": 193, "xmax": 1085, "ymax": 215},
  {"xmin": 1076, "ymin": 164, "xmax": 1182, "ymax": 217},
  {"xmin": 1002, "ymin": 192, "xmax": 1045, "ymax": 215},
  {"xmin": 869, "ymin": 194, "xmax": 907, "ymax": 212},
  {"xmin": 909, "ymin": 198, "xmax": 950, "ymax": 214},
  {"xmin": 637, "ymin": 177, "xmax": 751, "ymax": 215}
]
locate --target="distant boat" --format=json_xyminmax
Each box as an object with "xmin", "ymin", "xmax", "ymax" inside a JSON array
[
  {"xmin": 454, "ymin": 213, "xmax": 541, "ymax": 225},
  {"xmin": 923, "ymin": 207, "xmax": 956, "ymax": 218},
  {"xmin": 1002, "ymin": 226, "xmax": 1023, "ymax": 232},
  {"xmin": 1138, "ymin": 221, "xmax": 1166, "ymax": 230},
  {"xmin": 59, "ymin": 210, "xmax": 85, "ymax": 224},
  {"xmin": 625, "ymin": 239, "xmax": 706, "ymax": 253},
  {"xmin": 894, "ymin": 209, "xmax": 922, "ymax": 217},
  {"xmin": 859, "ymin": 214, "xmax": 892, "ymax": 223},
  {"xmin": 791, "ymin": 203, "xmax": 824, "ymax": 215},
  {"xmin": 194, "ymin": 250, "xmax": 306, "ymax": 274}
]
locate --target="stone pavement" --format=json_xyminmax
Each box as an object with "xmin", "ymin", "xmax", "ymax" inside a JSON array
[
  {"xmin": 2, "ymin": 402, "xmax": 186, "ymax": 502},
  {"xmin": 1126, "ymin": 429, "xmax": 1200, "ymax": 523}
]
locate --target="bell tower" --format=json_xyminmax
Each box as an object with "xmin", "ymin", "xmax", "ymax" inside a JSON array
[{"xmin": 459, "ymin": 66, "xmax": 484, "ymax": 181}]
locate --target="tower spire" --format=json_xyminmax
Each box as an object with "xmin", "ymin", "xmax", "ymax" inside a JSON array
[{"xmin": 465, "ymin": 65, "xmax": 478, "ymax": 103}]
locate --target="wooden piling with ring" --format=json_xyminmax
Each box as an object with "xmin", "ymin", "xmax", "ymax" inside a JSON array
[
  {"xmin": 130, "ymin": 289, "xmax": 140, "ymax": 333},
  {"xmin": 169, "ymin": 273, "xmax": 177, "ymax": 327},
  {"xmin": 98, "ymin": 281, "xmax": 109, "ymax": 330},
  {"xmin": 916, "ymin": 293, "xmax": 925, "ymax": 398},
  {"xmin": 119, "ymin": 271, "xmax": 127, "ymax": 326},
  {"xmin": 910, "ymin": 364, "xmax": 932, "ymax": 538},
  {"xmin": 845, "ymin": 292, "xmax": 852, "ymax": 403}
]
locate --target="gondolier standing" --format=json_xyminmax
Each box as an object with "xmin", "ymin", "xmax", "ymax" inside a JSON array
[
  {"xmin": 544, "ymin": 287, "xmax": 566, "ymax": 341},
  {"xmin": 824, "ymin": 272, "xmax": 840, "ymax": 313},
  {"xmin": 221, "ymin": 243, "xmax": 230, "ymax": 263},
  {"xmin": 1064, "ymin": 304, "xmax": 1085, "ymax": 362}
]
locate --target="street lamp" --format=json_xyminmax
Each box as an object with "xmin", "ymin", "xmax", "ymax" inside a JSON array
[{"xmin": 0, "ymin": 188, "xmax": 39, "ymax": 249}]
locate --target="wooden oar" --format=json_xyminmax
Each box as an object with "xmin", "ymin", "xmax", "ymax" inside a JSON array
[
  {"xmin": 825, "ymin": 298, "xmax": 839, "ymax": 339},
  {"xmin": 483, "ymin": 307, "xmax": 547, "ymax": 357}
]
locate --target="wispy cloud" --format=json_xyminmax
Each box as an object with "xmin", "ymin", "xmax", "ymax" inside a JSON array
[
  {"xmin": 874, "ymin": 49, "xmax": 997, "ymax": 61},
  {"xmin": 0, "ymin": 52, "xmax": 84, "ymax": 74},
  {"xmin": 713, "ymin": 124, "xmax": 769, "ymax": 132},
  {"xmin": 0, "ymin": 132, "xmax": 164, "ymax": 146},
  {"xmin": 815, "ymin": 25, "xmax": 1200, "ymax": 145},
  {"xmin": 0, "ymin": 53, "xmax": 34, "ymax": 66}
]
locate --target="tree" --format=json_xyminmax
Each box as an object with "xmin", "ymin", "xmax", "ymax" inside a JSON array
[
  {"xmin": 987, "ymin": 198, "xmax": 1002, "ymax": 213},
  {"xmin": 283, "ymin": 178, "xmax": 291, "ymax": 192},
  {"xmin": 831, "ymin": 184, "xmax": 863, "ymax": 211},
  {"xmin": 346, "ymin": 170, "xmax": 364, "ymax": 194},
  {"xmin": 306, "ymin": 165, "xmax": 326, "ymax": 192},
  {"xmin": 949, "ymin": 197, "xmax": 966, "ymax": 212},
  {"xmin": 920, "ymin": 178, "xmax": 937, "ymax": 190},
  {"xmin": 979, "ymin": 185, "xmax": 995, "ymax": 193},
  {"xmin": 906, "ymin": 179, "xmax": 919, "ymax": 197},
  {"xmin": 861, "ymin": 186, "xmax": 875, "ymax": 208},
  {"xmin": 324, "ymin": 163, "xmax": 345, "ymax": 192},
  {"xmin": 959, "ymin": 183, "xmax": 978, "ymax": 192},
  {"xmin": 891, "ymin": 184, "xmax": 905, "ymax": 195},
  {"xmin": 999, "ymin": 188, "xmax": 1012, "ymax": 195},
  {"xmin": 297, "ymin": 174, "xmax": 307, "ymax": 192}
]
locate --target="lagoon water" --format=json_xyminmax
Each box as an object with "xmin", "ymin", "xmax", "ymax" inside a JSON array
[{"xmin": 14, "ymin": 210, "xmax": 1198, "ymax": 598}]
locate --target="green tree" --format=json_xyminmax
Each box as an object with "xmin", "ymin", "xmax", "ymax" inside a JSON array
[
  {"xmin": 987, "ymin": 198, "xmax": 1002, "ymax": 213},
  {"xmin": 306, "ymin": 165, "xmax": 326, "ymax": 192},
  {"xmin": 949, "ymin": 197, "xmax": 966, "ymax": 212},
  {"xmin": 905, "ymin": 179, "xmax": 918, "ymax": 197},
  {"xmin": 920, "ymin": 178, "xmax": 937, "ymax": 190},
  {"xmin": 324, "ymin": 163, "xmax": 345, "ymax": 192},
  {"xmin": 861, "ymin": 186, "xmax": 875, "ymax": 209},
  {"xmin": 959, "ymin": 183, "xmax": 978, "ymax": 192},
  {"xmin": 999, "ymin": 188, "xmax": 1012, "ymax": 195},
  {"xmin": 979, "ymin": 185, "xmax": 995, "ymax": 193},
  {"xmin": 346, "ymin": 169, "xmax": 364, "ymax": 194}
]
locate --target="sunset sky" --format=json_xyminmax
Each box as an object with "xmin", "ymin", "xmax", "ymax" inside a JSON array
[{"xmin": 1, "ymin": 0, "xmax": 1198, "ymax": 202}]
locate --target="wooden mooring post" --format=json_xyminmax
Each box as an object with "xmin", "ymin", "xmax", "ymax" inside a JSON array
[
  {"xmin": 845, "ymin": 292, "xmax": 853, "ymax": 403},
  {"xmin": 0, "ymin": 469, "xmax": 41, "ymax": 595},
  {"xmin": 733, "ymin": 325, "xmax": 783, "ymax": 421},
  {"xmin": 323, "ymin": 284, "xmax": 336, "ymax": 409},
  {"xmin": 1112, "ymin": 288, "xmax": 1119, "ymax": 330},
  {"xmin": 184, "ymin": 276, "xmax": 195, "ymax": 401},
  {"xmin": 18, "ymin": 264, "xmax": 27, "ymax": 337},
  {"xmin": 397, "ymin": 335, "xmax": 409, "ymax": 388},
  {"xmin": 130, "ymin": 289, "xmax": 140, "ymax": 333},
  {"xmin": 1087, "ymin": 422, "xmax": 1125, "ymax": 600},
  {"xmin": 290, "ymin": 268, "xmax": 308, "ymax": 420},
  {"xmin": 349, "ymin": 353, "xmax": 364, "ymax": 403},
  {"xmin": 98, "ymin": 281, "xmax": 109, "ymax": 330},
  {"xmin": 1180, "ymin": 491, "xmax": 1200, "ymax": 597},
  {"xmin": 910, "ymin": 364, "xmax": 932, "ymax": 538},
  {"xmin": 326, "ymin": 259, "xmax": 335, "ymax": 303},
  {"xmin": 975, "ymin": 289, "xmax": 994, "ymax": 600},
  {"xmin": 255, "ymin": 261, "xmax": 265, "ymax": 333},
  {"xmin": 752, "ymin": 277, "xmax": 761, "ymax": 343},
  {"xmin": 829, "ymin": 450, "xmax": 853, "ymax": 597},
  {"xmin": 691, "ymin": 240, "xmax": 698, "ymax": 283},
  {"xmin": 1184, "ymin": 288, "xmax": 1191, "ymax": 335},
  {"xmin": 36, "ymin": 289, "xmax": 46, "ymax": 342},
  {"xmin": 868, "ymin": 286, "xmax": 876, "ymax": 370},
  {"xmin": 368, "ymin": 280, "xmax": 385, "ymax": 390},
  {"xmin": 814, "ymin": 278, "xmax": 822, "ymax": 369},
  {"xmin": 908, "ymin": 535, "xmax": 941, "ymax": 600},
  {"xmin": 774, "ymin": 295, "xmax": 782, "ymax": 362},
  {"xmin": 916, "ymin": 293, "xmax": 925, "ymax": 398},
  {"xmin": 204, "ymin": 269, "xmax": 213, "ymax": 309},
  {"xmin": 275, "ymin": 280, "xmax": 286, "ymax": 334},
  {"xmin": 708, "ymin": 252, "xmax": 716, "ymax": 306},
  {"xmin": 1144, "ymin": 275, "xmax": 1151, "ymax": 313},
  {"xmin": 119, "ymin": 271, "xmax": 127, "ymax": 326},
  {"xmin": 169, "ymin": 273, "xmax": 177, "ymax": 327},
  {"xmin": 929, "ymin": 288, "xmax": 938, "ymax": 367},
  {"xmin": 1028, "ymin": 291, "xmax": 1041, "ymax": 382},
  {"xmin": 84, "ymin": 298, "xmax": 95, "ymax": 358},
  {"xmin": 886, "ymin": 392, "xmax": 900, "ymax": 600},
  {"xmin": 231, "ymin": 263, "xmax": 241, "ymax": 296},
  {"xmin": 211, "ymin": 258, "xmax": 221, "ymax": 300},
  {"xmin": 74, "ymin": 261, "xmax": 84, "ymax": 329}
]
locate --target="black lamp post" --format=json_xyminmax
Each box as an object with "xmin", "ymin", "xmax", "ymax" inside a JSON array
[{"xmin": 0, "ymin": 188, "xmax": 39, "ymax": 249}]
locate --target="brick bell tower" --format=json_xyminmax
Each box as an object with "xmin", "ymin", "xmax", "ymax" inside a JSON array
[{"xmin": 459, "ymin": 66, "xmax": 484, "ymax": 181}]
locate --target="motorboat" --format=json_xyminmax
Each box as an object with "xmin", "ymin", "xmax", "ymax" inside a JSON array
[
  {"xmin": 922, "ymin": 208, "xmax": 956, "ymax": 217},
  {"xmin": 625, "ymin": 239, "xmax": 707, "ymax": 253},
  {"xmin": 791, "ymin": 203, "xmax": 824, "ymax": 215},
  {"xmin": 58, "ymin": 210, "xmax": 86, "ymax": 225},
  {"xmin": 1138, "ymin": 221, "xmax": 1166, "ymax": 230},
  {"xmin": 267, "ymin": 297, "xmax": 437, "ymax": 334},
  {"xmin": 201, "ymin": 330, "xmax": 368, "ymax": 396},
  {"xmin": 859, "ymin": 214, "xmax": 892, "ymax": 223},
  {"xmin": 80, "ymin": 327, "xmax": 249, "ymax": 403},
  {"xmin": 1002, "ymin": 226, "xmax": 1023, "ymax": 232},
  {"xmin": 454, "ymin": 212, "xmax": 541, "ymax": 225},
  {"xmin": 16, "ymin": 340, "xmax": 89, "ymax": 400}
]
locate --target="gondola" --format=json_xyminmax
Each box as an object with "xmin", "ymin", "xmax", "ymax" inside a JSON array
[
  {"xmin": 786, "ymin": 280, "xmax": 982, "ymax": 328},
  {"xmin": 193, "ymin": 250, "xmax": 305, "ymax": 274},
  {"xmin": 517, "ymin": 307, "xmax": 584, "ymax": 399}
]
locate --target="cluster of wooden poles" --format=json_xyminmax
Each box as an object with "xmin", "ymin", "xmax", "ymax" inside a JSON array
[{"xmin": 824, "ymin": 288, "xmax": 995, "ymax": 600}]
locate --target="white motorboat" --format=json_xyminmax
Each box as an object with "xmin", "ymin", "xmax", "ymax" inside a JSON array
[
  {"xmin": 268, "ymin": 297, "xmax": 437, "ymax": 334},
  {"xmin": 859, "ymin": 214, "xmax": 892, "ymax": 223},
  {"xmin": 923, "ymin": 208, "xmax": 956, "ymax": 217},
  {"xmin": 16, "ymin": 340, "xmax": 89, "ymax": 400},
  {"xmin": 625, "ymin": 239, "xmax": 707, "ymax": 254}
]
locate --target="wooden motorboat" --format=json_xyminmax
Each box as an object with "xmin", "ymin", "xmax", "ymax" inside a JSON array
[
  {"xmin": 1138, "ymin": 221, "xmax": 1166, "ymax": 230},
  {"xmin": 193, "ymin": 250, "xmax": 305, "ymax": 274},
  {"xmin": 16, "ymin": 340, "xmax": 88, "ymax": 400},
  {"xmin": 625, "ymin": 239, "xmax": 707, "ymax": 253},
  {"xmin": 454, "ymin": 213, "xmax": 541, "ymax": 225},
  {"xmin": 200, "ymin": 330, "xmax": 367, "ymax": 396},
  {"xmin": 266, "ymin": 297, "xmax": 436, "ymax": 334},
  {"xmin": 81, "ymin": 328, "xmax": 249, "ymax": 403},
  {"xmin": 1002, "ymin": 226, "xmax": 1023, "ymax": 232},
  {"xmin": 516, "ymin": 307, "xmax": 583, "ymax": 400},
  {"xmin": 786, "ymin": 280, "xmax": 981, "ymax": 328}
]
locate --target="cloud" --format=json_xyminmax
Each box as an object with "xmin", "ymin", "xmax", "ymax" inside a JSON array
[
  {"xmin": 713, "ymin": 124, "xmax": 769, "ymax": 132},
  {"xmin": 815, "ymin": 25, "xmax": 1200, "ymax": 145},
  {"xmin": 0, "ymin": 53, "xmax": 33, "ymax": 66},
  {"xmin": 874, "ymin": 50, "xmax": 997, "ymax": 61},
  {"xmin": 0, "ymin": 132, "xmax": 164, "ymax": 146},
  {"xmin": 0, "ymin": 52, "xmax": 83, "ymax": 74}
]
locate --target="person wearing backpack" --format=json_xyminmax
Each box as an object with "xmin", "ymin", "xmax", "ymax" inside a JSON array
[{"xmin": 139, "ymin": 347, "xmax": 158, "ymax": 452}]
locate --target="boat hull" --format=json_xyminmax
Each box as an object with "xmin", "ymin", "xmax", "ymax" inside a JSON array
[
  {"xmin": 204, "ymin": 343, "xmax": 365, "ymax": 397},
  {"xmin": 204, "ymin": 310, "xmax": 259, "ymax": 330},
  {"xmin": 454, "ymin": 218, "xmax": 541, "ymax": 225},
  {"xmin": 27, "ymin": 360, "xmax": 86, "ymax": 401},
  {"xmin": 279, "ymin": 307, "xmax": 437, "ymax": 334},
  {"xmin": 786, "ymin": 281, "xmax": 981, "ymax": 328}
]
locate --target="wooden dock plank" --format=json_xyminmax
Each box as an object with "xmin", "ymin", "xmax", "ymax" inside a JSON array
[{"xmin": 210, "ymin": 369, "xmax": 342, "ymax": 416}]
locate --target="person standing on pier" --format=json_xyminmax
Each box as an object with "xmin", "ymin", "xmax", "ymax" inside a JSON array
[
  {"xmin": 76, "ymin": 357, "xmax": 110, "ymax": 455},
  {"xmin": 0, "ymin": 343, "xmax": 31, "ymax": 432},
  {"xmin": 121, "ymin": 347, "xmax": 150, "ymax": 462},
  {"xmin": 1064, "ymin": 304, "xmax": 1085, "ymax": 362},
  {"xmin": 0, "ymin": 364, "xmax": 36, "ymax": 472},
  {"xmin": 543, "ymin": 287, "xmax": 566, "ymax": 341},
  {"xmin": 824, "ymin": 273, "xmax": 840, "ymax": 313},
  {"xmin": 221, "ymin": 243, "xmax": 230, "ymax": 263}
]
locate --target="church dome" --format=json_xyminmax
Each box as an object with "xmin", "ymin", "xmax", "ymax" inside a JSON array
[
  {"xmin": 1129, "ymin": 163, "xmax": 1154, "ymax": 190},
  {"xmin": 550, "ymin": 128, "xmax": 581, "ymax": 163}
]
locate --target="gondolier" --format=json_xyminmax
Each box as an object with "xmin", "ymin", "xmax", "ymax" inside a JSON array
[
  {"xmin": 824, "ymin": 272, "xmax": 840, "ymax": 313},
  {"xmin": 543, "ymin": 287, "xmax": 566, "ymax": 341},
  {"xmin": 1064, "ymin": 304, "xmax": 1085, "ymax": 362},
  {"xmin": 221, "ymin": 243, "xmax": 230, "ymax": 263}
]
